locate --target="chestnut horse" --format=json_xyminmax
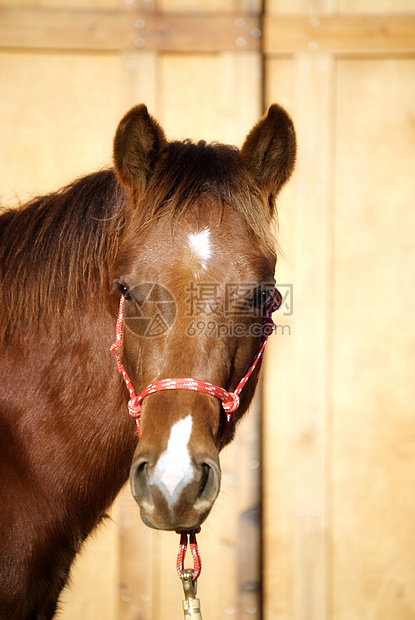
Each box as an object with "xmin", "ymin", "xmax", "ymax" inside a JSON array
[{"xmin": 0, "ymin": 104, "xmax": 296, "ymax": 618}]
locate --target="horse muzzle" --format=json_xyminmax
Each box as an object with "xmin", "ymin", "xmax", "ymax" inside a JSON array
[{"xmin": 130, "ymin": 454, "xmax": 221, "ymax": 531}]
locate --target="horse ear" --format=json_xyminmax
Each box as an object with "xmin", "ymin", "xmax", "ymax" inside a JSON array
[
  {"xmin": 241, "ymin": 104, "xmax": 296, "ymax": 212},
  {"xmin": 113, "ymin": 104, "xmax": 168, "ymax": 193}
]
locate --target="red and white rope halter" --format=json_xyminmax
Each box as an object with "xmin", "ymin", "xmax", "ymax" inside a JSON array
[
  {"xmin": 111, "ymin": 288, "xmax": 280, "ymax": 441},
  {"xmin": 110, "ymin": 284, "xmax": 281, "ymax": 580}
]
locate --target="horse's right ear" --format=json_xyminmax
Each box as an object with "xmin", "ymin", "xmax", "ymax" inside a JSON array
[
  {"xmin": 113, "ymin": 104, "xmax": 168, "ymax": 194},
  {"xmin": 241, "ymin": 104, "xmax": 297, "ymax": 212}
]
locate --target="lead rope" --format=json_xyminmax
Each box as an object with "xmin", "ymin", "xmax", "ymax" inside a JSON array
[
  {"xmin": 176, "ymin": 529, "xmax": 202, "ymax": 580},
  {"xmin": 110, "ymin": 287, "xmax": 281, "ymax": 615},
  {"xmin": 176, "ymin": 529, "xmax": 203, "ymax": 618}
]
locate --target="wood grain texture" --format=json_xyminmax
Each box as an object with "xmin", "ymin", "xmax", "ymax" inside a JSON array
[
  {"xmin": 264, "ymin": 15, "xmax": 415, "ymax": 54},
  {"xmin": 332, "ymin": 57, "xmax": 415, "ymax": 620},
  {"xmin": 263, "ymin": 51, "xmax": 333, "ymax": 620},
  {"xmin": 0, "ymin": 8, "xmax": 261, "ymax": 52}
]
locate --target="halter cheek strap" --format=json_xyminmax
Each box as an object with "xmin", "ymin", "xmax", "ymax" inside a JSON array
[{"xmin": 111, "ymin": 289, "xmax": 280, "ymax": 446}]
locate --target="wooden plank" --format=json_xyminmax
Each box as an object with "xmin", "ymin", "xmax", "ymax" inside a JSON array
[
  {"xmin": 219, "ymin": 52, "xmax": 262, "ymax": 144},
  {"xmin": 339, "ymin": 0, "xmax": 414, "ymax": 13},
  {"xmin": 159, "ymin": 54, "xmax": 223, "ymax": 142},
  {"xmin": 4, "ymin": 10, "xmax": 414, "ymax": 56},
  {"xmin": 158, "ymin": 0, "xmax": 263, "ymax": 13},
  {"xmin": 159, "ymin": 51, "xmax": 261, "ymax": 142},
  {"xmin": 0, "ymin": 51, "xmax": 125, "ymax": 206},
  {"xmin": 0, "ymin": 8, "xmax": 261, "ymax": 52},
  {"xmin": 264, "ymin": 15, "xmax": 415, "ymax": 54},
  {"xmin": 263, "ymin": 52, "xmax": 334, "ymax": 620},
  {"xmin": 332, "ymin": 57, "xmax": 415, "ymax": 620},
  {"xmin": 121, "ymin": 51, "xmax": 158, "ymax": 118},
  {"xmin": 116, "ymin": 488, "xmax": 156, "ymax": 620},
  {"xmin": 133, "ymin": 13, "xmax": 261, "ymax": 52},
  {"xmin": 262, "ymin": 58, "xmax": 298, "ymax": 620},
  {"xmin": 0, "ymin": 9, "xmax": 134, "ymax": 51}
]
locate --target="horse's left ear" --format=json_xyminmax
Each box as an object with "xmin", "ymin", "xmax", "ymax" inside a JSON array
[
  {"xmin": 241, "ymin": 104, "xmax": 297, "ymax": 212},
  {"xmin": 113, "ymin": 104, "xmax": 168, "ymax": 195}
]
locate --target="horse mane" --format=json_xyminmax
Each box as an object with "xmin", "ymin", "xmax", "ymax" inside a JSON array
[
  {"xmin": 0, "ymin": 140, "xmax": 276, "ymax": 341},
  {"xmin": 120, "ymin": 140, "xmax": 277, "ymax": 258},
  {"xmin": 0, "ymin": 170, "xmax": 125, "ymax": 341}
]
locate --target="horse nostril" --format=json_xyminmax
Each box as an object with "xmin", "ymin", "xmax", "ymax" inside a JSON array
[
  {"xmin": 197, "ymin": 464, "xmax": 211, "ymax": 499},
  {"xmin": 195, "ymin": 461, "xmax": 220, "ymax": 507},
  {"xmin": 130, "ymin": 460, "xmax": 153, "ymax": 507}
]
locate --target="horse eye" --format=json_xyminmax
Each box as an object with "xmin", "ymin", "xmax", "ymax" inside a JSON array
[
  {"xmin": 261, "ymin": 289, "xmax": 273, "ymax": 307},
  {"xmin": 251, "ymin": 288, "xmax": 272, "ymax": 309},
  {"xmin": 116, "ymin": 282, "xmax": 132, "ymax": 301}
]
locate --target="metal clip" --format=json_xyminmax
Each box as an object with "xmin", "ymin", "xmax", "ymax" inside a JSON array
[{"xmin": 180, "ymin": 569, "xmax": 203, "ymax": 619}]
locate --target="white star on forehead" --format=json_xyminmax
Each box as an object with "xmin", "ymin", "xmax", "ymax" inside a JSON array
[{"xmin": 188, "ymin": 227, "xmax": 211, "ymax": 269}]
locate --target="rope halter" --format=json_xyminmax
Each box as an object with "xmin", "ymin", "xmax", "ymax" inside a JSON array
[
  {"xmin": 111, "ymin": 285, "xmax": 281, "ymax": 445},
  {"xmin": 110, "ymin": 284, "xmax": 281, "ymax": 582}
]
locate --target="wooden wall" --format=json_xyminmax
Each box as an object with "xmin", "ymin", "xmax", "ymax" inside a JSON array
[
  {"xmin": 263, "ymin": 1, "xmax": 415, "ymax": 619},
  {"xmin": 1, "ymin": 1, "xmax": 415, "ymax": 618}
]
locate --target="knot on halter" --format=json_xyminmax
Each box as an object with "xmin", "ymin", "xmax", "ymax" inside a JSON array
[
  {"xmin": 221, "ymin": 391, "xmax": 240, "ymax": 413},
  {"xmin": 127, "ymin": 397, "xmax": 142, "ymax": 419}
]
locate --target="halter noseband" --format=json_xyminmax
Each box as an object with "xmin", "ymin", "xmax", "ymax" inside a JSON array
[{"xmin": 111, "ymin": 287, "xmax": 281, "ymax": 447}]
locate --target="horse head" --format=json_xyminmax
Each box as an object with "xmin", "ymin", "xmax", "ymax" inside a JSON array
[{"xmin": 112, "ymin": 104, "xmax": 296, "ymax": 532}]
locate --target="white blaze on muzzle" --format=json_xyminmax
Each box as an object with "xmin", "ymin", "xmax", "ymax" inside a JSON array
[{"xmin": 150, "ymin": 415, "xmax": 194, "ymax": 507}]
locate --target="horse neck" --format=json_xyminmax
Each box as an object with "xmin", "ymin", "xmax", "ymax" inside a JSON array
[{"xmin": 2, "ymin": 301, "xmax": 137, "ymax": 536}]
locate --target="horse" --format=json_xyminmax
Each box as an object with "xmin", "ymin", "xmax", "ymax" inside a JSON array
[{"xmin": 0, "ymin": 103, "xmax": 296, "ymax": 619}]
